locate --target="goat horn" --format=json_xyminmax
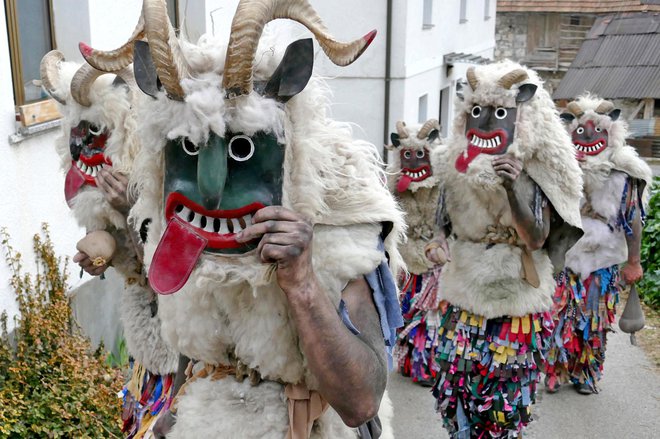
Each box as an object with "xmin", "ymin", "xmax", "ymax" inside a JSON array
[
  {"xmin": 498, "ymin": 69, "xmax": 528, "ymax": 89},
  {"xmin": 40, "ymin": 50, "xmax": 67, "ymax": 105},
  {"xmin": 223, "ymin": 0, "xmax": 376, "ymax": 98},
  {"xmin": 566, "ymin": 101, "xmax": 584, "ymax": 118},
  {"xmin": 143, "ymin": 0, "xmax": 189, "ymax": 100},
  {"xmin": 466, "ymin": 67, "xmax": 478, "ymax": 91},
  {"xmin": 396, "ymin": 121, "xmax": 409, "ymax": 139},
  {"xmin": 70, "ymin": 63, "xmax": 106, "ymax": 107},
  {"xmin": 79, "ymin": 14, "xmax": 145, "ymax": 72},
  {"xmin": 595, "ymin": 100, "xmax": 615, "ymax": 114},
  {"xmin": 417, "ymin": 119, "xmax": 440, "ymax": 139}
]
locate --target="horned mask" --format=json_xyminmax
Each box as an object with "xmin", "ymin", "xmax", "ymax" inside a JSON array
[
  {"xmin": 387, "ymin": 119, "xmax": 441, "ymax": 192},
  {"xmin": 560, "ymin": 97, "xmax": 622, "ymax": 160},
  {"xmin": 82, "ymin": 0, "xmax": 377, "ymax": 295}
]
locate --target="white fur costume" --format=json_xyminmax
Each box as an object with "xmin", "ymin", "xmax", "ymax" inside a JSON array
[
  {"xmin": 127, "ymin": 20, "xmax": 403, "ymax": 439},
  {"xmin": 386, "ymin": 120, "xmax": 443, "ymax": 275},
  {"xmin": 432, "ymin": 60, "xmax": 583, "ymax": 319},
  {"xmin": 562, "ymin": 95, "xmax": 653, "ymax": 279},
  {"xmin": 41, "ymin": 53, "xmax": 178, "ymax": 375}
]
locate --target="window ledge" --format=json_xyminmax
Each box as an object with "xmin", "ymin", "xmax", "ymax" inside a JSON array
[
  {"xmin": 460, "ymin": 19, "xmax": 468, "ymax": 24},
  {"xmin": 9, "ymin": 118, "xmax": 61, "ymax": 145},
  {"xmin": 422, "ymin": 24, "xmax": 435, "ymax": 30}
]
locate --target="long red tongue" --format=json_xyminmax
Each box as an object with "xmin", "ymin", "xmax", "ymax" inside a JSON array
[
  {"xmin": 64, "ymin": 166, "xmax": 87, "ymax": 207},
  {"xmin": 149, "ymin": 217, "xmax": 207, "ymax": 295},
  {"xmin": 397, "ymin": 174, "xmax": 412, "ymax": 192},
  {"xmin": 454, "ymin": 147, "xmax": 482, "ymax": 173}
]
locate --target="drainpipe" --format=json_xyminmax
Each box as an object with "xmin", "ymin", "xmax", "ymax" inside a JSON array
[{"xmin": 382, "ymin": 0, "xmax": 393, "ymax": 163}]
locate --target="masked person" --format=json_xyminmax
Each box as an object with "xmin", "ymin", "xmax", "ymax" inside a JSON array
[
  {"xmin": 544, "ymin": 95, "xmax": 652, "ymax": 395},
  {"xmin": 425, "ymin": 61, "xmax": 583, "ymax": 438},
  {"xmin": 40, "ymin": 52, "xmax": 179, "ymax": 437},
  {"xmin": 386, "ymin": 119, "xmax": 446, "ymax": 386},
  {"xmin": 81, "ymin": 0, "xmax": 404, "ymax": 437}
]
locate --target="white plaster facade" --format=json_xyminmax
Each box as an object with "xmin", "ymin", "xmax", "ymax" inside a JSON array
[{"xmin": 0, "ymin": 0, "xmax": 496, "ymax": 331}]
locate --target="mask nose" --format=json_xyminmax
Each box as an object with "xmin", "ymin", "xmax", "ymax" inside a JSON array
[
  {"xmin": 197, "ymin": 136, "xmax": 227, "ymax": 210},
  {"xmin": 584, "ymin": 121, "xmax": 596, "ymax": 141},
  {"xmin": 478, "ymin": 107, "xmax": 494, "ymax": 130}
]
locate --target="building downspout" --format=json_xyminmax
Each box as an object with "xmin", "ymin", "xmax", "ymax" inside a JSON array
[{"xmin": 382, "ymin": 0, "xmax": 393, "ymax": 163}]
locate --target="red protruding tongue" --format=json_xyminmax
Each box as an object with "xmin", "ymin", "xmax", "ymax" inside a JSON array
[
  {"xmin": 397, "ymin": 174, "xmax": 412, "ymax": 192},
  {"xmin": 454, "ymin": 146, "xmax": 482, "ymax": 173},
  {"xmin": 149, "ymin": 217, "xmax": 207, "ymax": 295},
  {"xmin": 64, "ymin": 166, "xmax": 87, "ymax": 207}
]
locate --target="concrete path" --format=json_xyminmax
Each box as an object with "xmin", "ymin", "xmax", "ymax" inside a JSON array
[{"xmin": 387, "ymin": 328, "xmax": 660, "ymax": 438}]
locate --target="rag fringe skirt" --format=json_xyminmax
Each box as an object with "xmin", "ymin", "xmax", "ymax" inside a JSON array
[
  {"xmin": 121, "ymin": 361, "xmax": 175, "ymax": 438},
  {"xmin": 432, "ymin": 305, "xmax": 553, "ymax": 438},
  {"xmin": 394, "ymin": 267, "xmax": 445, "ymax": 385},
  {"xmin": 545, "ymin": 266, "xmax": 620, "ymax": 392}
]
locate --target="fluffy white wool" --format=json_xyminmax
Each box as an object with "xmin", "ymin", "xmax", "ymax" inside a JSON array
[
  {"xmin": 564, "ymin": 94, "xmax": 653, "ymax": 204},
  {"xmin": 48, "ymin": 59, "xmax": 178, "ymax": 374},
  {"xmin": 128, "ymin": 33, "xmax": 404, "ymax": 433},
  {"xmin": 432, "ymin": 60, "xmax": 583, "ymax": 317}
]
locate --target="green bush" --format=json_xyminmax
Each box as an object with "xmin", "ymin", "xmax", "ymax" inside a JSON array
[
  {"xmin": 640, "ymin": 177, "xmax": 660, "ymax": 309},
  {"xmin": 0, "ymin": 225, "xmax": 123, "ymax": 438}
]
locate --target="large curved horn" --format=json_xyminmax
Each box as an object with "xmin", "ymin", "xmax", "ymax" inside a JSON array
[
  {"xmin": 143, "ymin": 0, "xmax": 189, "ymax": 100},
  {"xmin": 396, "ymin": 121, "xmax": 410, "ymax": 139},
  {"xmin": 498, "ymin": 69, "xmax": 529, "ymax": 89},
  {"xmin": 417, "ymin": 119, "xmax": 440, "ymax": 140},
  {"xmin": 466, "ymin": 67, "xmax": 478, "ymax": 91},
  {"xmin": 566, "ymin": 101, "xmax": 584, "ymax": 118},
  {"xmin": 70, "ymin": 64, "xmax": 106, "ymax": 107},
  {"xmin": 40, "ymin": 50, "xmax": 67, "ymax": 105},
  {"xmin": 79, "ymin": 15, "xmax": 145, "ymax": 72},
  {"xmin": 595, "ymin": 100, "xmax": 615, "ymax": 114},
  {"xmin": 223, "ymin": 0, "xmax": 377, "ymax": 98}
]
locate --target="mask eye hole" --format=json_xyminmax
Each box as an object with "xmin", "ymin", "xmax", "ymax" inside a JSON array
[
  {"xmin": 576, "ymin": 127, "xmax": 585, "ymax": 135},
  {"xmin": 403, "ymin": 150, "xmax": 412, "ymax": 159},
  {"xmin": 495, "ymin": 107, "xmax": 508, "ymax": 120},
  {"xmin": 595, "ymin": 127, "xmax": 602, "ymax": 133},
  {"xmin": 181, "ymin": 138, "xmax": 200, "ymax": 156},
  {"xmin": 471, "ymin": 105, "xmax": 481, "ymax": 118},
  {"xmin": 416, "ymin": 150, "xmax": 425, "ymax": 159},
  {"xmin": 228, "ymin": 135, "xmax": 255, "ymax": 162},
  {"xmin": 88, "ymin": 124, "xmax": 102, "ymax": 136}
]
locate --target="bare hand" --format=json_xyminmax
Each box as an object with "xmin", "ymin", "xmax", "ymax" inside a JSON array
[
  {"xmin": 96, "ymin": 167, "xmax": 130, "ymax": 214},
  {"xmin": 235, "ymin": 206, "xmax": 314, "ymax": 293},
  {"xmin": 425, "ymin": 237, "xmax": 451, "ymax": 265},
  {"xmin": 73, "ymin": 251, "xmax": 109, "ymax": 276},
  {"xmin": 621, "ymin": 262, "xmax": 643, "ymax": 285},
  {"xmin": 492, "ymin": 154, "xmax": 523, "ymax": 190}
]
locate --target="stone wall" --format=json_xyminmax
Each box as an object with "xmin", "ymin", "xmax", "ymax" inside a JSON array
[{"xmin": 495, "ymin": 13, "xmax": 528, "ymax": 62}]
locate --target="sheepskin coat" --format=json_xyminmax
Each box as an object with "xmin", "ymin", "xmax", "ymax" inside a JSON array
[
  {"xmin": 48, "ymin": 59, "xmax": 179, "ymax": 374},
  {"xmin": 128, "ymin": 35, "xmax": 404, "ymax": 438},
  {"xmin": 563, "ymin": 95, "xmax": 653, "ymax": 279},
  {"xmin": 432, "ymin": 60, "xmax": 583, "ymax": 319},
  {"xmin": 386, "ymin": 123, "xmax": 443, "ymax": 275}
]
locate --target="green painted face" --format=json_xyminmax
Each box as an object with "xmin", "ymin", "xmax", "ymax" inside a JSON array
[{"xmin": 162, "ymin": 131, "xmax": 285, "ymax": 254}]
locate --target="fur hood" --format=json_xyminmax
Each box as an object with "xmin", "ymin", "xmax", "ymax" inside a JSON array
[
  {"xmin": 445, "ymin": 60, "xmax": 583, "ymax": 229},
  {"xmin": 561, "ymin": 94, "xmax": 653, "ymax": 204},
  {"xmin": 44, "ymin": 58, "xmax": 141, "ymax": 231}
]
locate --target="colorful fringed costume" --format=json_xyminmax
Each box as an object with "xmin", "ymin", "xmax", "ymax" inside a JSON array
[
  {"xmin": 385, "ymin": 119, "xmax": 445, "ymax": 385},
  {"xmin": 430, "ymin": 61, "xmax": 583, "ymax": 437},
  {"xmin": 545, "ymin": 95, "xmax": 652, "ymax": 393},
  {"xmin": 40, "ymin": 50, "xmax": 179, "ymax": 438}
]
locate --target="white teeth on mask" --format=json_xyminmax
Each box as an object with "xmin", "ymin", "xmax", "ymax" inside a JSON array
[
  {"xmin": 91, "ymin": 167, "xmax": 97, "ymax": 178},
  {"xmin": 495, "ymin": 136, "xmax": 501, "ymax": 146},
  {"xmin": 77, "ymin": 160, "xmax": 83, "ymax": 168},
  {"xmin": 81, "ymin": 164, "xmax": 88, "ymax": 173},
  {"xmin": 174, "ymin": 205, "xmax": 255, "ymax": 236}
]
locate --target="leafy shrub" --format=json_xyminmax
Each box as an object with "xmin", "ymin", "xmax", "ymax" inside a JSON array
[
  {"xmin": 640, "ymin": 177, "xmax": 660, "ymax": 309},
  {"xmin": 0, "ymin": 225, "xmax": 123, "ymax": 438}
]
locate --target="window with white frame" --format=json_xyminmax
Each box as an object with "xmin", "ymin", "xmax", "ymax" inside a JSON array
[
  {"xmin": 460, "ymin": 0, "xmax": 468, "ymax": 23},
  {"xmin": 166, "ymin": 0, "xmax": 179, "ymax": 29},
  {"xmin": 423, "ymin": 0, "xmax": 434, "ymax": 28},
  {"xmin": 484, "ymin": 0, "xmax": 491, "ymax": 20},
  {"xmin": 5, "ymin": 0, "xmax": 55, "ymax": 105},
  {"xmin": 418, "ymin": 94, "xmax": 428, "ymax": 123}
]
